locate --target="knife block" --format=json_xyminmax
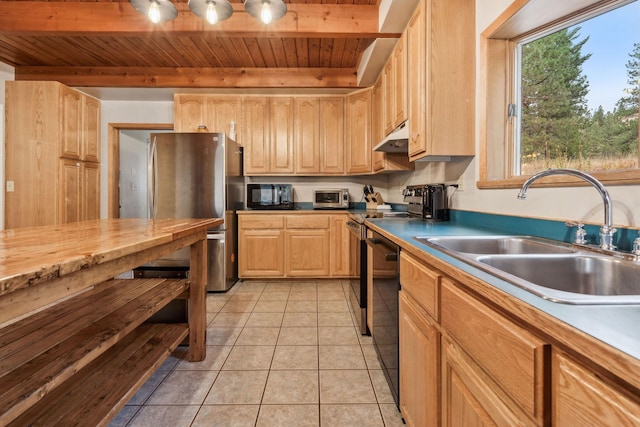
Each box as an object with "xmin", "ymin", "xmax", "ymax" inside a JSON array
[{"xmin": 365, "ymin": 192, "xmax": 384, "ymax": 209}]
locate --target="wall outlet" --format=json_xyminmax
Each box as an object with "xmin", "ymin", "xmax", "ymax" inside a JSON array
[
  {"xmin": 456, "ymin": 177, "xmax": 464, "ymax": 192},
  {"xmin": 6, "ymin": 181, "xmax": 14, "ymax": 192}
]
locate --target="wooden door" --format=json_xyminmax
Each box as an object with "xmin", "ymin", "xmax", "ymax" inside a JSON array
[
  {"xmin": 83, "ymin": 162, "xmax": 100, "ymax": 221},
  {"xmin": 58, "ymin": 159, "xmax": 82, "ymax": 224},
  {"xmin": 399, "ymin": 291, "xmax": 440, "ymax": 427},
  {"xmin": 207, "ymin": 96, "xmax": 241, "ymax": 141},
  {"xmin": 346, "ymin": 89, "xmax": 372, "ymax": 174},
  {"xmin": 553, "ymin": 351, "xmax": 640, "ymax": 426},
  {"xmin": 407, "ymin": 0, "xmax": 427, "ymax": 160},
  {"xmin": 60, "ymin": 85, "xmax": 82, "ymax": 160},
  {"xmin": 441, "ymin": 337, "xmax": 526, "ymax": 427},
  {"xmin": 242, "ymin": 97, "xmax": 270, "ymax": 175},
  {"xmin": 83, "ymin": 95, "xmax": 100, "ymax": 163},
  {"xmin": 285, "ymin": 229, "xmax": 330, "ymax": 276},
  {"xmin": 372, "ymin": 77, "xmax": 386, "ymax": 172},
  {"xmin": 383, "ymin": 58, "xmax": 394, "ymax": 136},
  {"xmin": 319, "ymin": 97, "xmax": 345, "ymax": 174},
  {"xmin": 238, "ymin": 229, "xmax": 285, "ymax": 277},
  {"xmin": 393, "ymin": 32, "xmax": 408, "ymax": 128},
  {"xmin": 270, "ymin": 97, "xmax": 295, "ymax": 174},
  {"xmin": 173, "ymin": 95, "xmax": 206, "ymax": 132},
  {"xmin": 329, "ymin": 215, "xmax": 352, "ymax": 277},
  {"xmin": 295, "ymin": 97, "xmax": 320, "ymax": 174}
]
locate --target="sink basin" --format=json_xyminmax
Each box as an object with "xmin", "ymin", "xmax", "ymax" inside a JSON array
[
  {"xmin": 415, "ymin": 235, "xmax": 576, "ymax": 255},
  {"xmin": 478, "ymin": 254, "xmax": 640, "ymax": 304}
]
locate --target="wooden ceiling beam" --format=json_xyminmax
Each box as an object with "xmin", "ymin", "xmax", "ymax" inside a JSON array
[
  {"xmin": 0, "ymin": 2, "xmax": 392, "ymax": 39},
  {"xmin": 14, "ymin": 66, "xmax": 359, "ymax": 88}
]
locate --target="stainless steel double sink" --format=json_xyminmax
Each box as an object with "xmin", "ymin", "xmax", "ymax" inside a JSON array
[{"xmin": 414, "ymin": 235, "xmax": 640, "ymax": 304}]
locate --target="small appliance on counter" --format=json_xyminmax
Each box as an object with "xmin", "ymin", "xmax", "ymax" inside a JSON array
[
  {"xmin": 246, "ymin": 183, "xmax": 294, "ymax": 210},
  {"xmin": 402, "ymin": 183, "xmax": 449, "ymax": 221},
  {"xmin": 313, "ymin": 188, "xmax": 349, "ymax": 209}
]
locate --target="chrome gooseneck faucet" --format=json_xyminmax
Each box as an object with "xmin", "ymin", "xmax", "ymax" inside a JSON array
[{"xmin": 517, "ymin": 168, "xmax": 616, "ymax": 251}]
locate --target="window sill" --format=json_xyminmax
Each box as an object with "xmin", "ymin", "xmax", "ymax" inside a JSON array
[{"xmin": 478, "ymin": 170, "xmax": 640, "ymax": 190}]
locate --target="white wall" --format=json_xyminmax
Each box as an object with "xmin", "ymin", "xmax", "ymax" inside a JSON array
[
  {"xmin": 388, "ymin": 0, "xmax": 640, "ymax": 228},
  {"xmin": 0, "ymin": 64, "xmax": 15, "ymax": 230}
]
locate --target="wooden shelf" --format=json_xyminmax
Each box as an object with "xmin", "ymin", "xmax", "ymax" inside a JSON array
[
  {"xmin": 0, "ymin": 277, "xmax": 189, "ymax": 425},
  {"xmin": 8, "ymin": 323, "xmax": 189, "ymax": 427}
]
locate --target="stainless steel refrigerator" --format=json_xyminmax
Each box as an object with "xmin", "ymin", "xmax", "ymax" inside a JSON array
[{"xmin": 122, "ymin": 132, "xmax": 243, "ymax": 291}]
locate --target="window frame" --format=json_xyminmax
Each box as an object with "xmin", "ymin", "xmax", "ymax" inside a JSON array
[{"xmin": 479, "ymin": 0, "xmax": 640, "ymax": 189}]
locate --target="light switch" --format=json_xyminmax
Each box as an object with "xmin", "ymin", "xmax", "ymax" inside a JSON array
[{"xmin": 6, "ymin": 181, "xmax": 14, "ymax": 192}]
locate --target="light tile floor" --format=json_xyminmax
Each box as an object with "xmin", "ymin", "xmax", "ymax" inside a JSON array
[{"xmin": 109, "ymin": 280, "xmax": 405, "ymax": 427}]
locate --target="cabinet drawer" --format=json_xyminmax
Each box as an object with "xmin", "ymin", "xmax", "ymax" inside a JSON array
[
  {"xmin": 286, "ymin": 214, "xmax": 330, "ymax": 229},
  {"xmin": 239, "ymin": 215, "xmax": 284, "ymax": 229},
  {"xmin": 400, "ymin": 251, "xmax": 440, "ymax": 320},
  {"xmin": 441, "ymin": 279, "xmax": 549, "ymax": 422}
]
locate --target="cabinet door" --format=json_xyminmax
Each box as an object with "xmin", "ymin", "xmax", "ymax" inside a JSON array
[
  {"xmin": 242, "ymin": 97, "xmax": 270, "ymax": 175},
  {"xmin": 206, "ymin": 96, "xmax": 241, "ymax": 142},
  {"xmin": 294, "ymin": 97, "xmax": 320, "ymax": 174},
  {"xmin": 441, "ymin": 337, "xmax": 528, "ymax": 427},
  {"xmin": 393, "ymin": 32, "xmax": 408, "ymax": 129},
  {"xmin": 372, "ymin": 77, "xmax": 386, "ymax": 172},
  {"xmin": 329, "ymin": 215, "xmax": 352, "ymax": 277},
  {"xmin": 83, "ymin": 96, "xmax": 100, "ymax": 163},
  {"xmin": 407, "ymin": 0, "xmax": 427, "ymax": 161},
  {"xmin": 553, "ymin": 351, "xmax": 640, "ymax": 426},
  {"xmin": 238, "ymin": 229, "xmax": 285, "ymax": 277},
  {"xmin": 399, "ymin": 291, "xmax": 440, "ymax": 427},
  {"xmin": 83, "ymin": 162, "xmax": 100, "ymax": 221},
  {"xmin": 285, "ymin": 229, "xmax": 330, "ymax": 277},
  {"xmin": 346, "ymin": 89, "xmax": 372, "ymax": 174},
  {"xmin": 60, "ymin": 86, "xmax": 82, "ymax": 160},
  {"xmin": 58, "ymin": 159, "xmax": 82, "ymax": 224},
  {"xmin": 319, "ymin": 97, "xmax": 345, "ymax": 174},
  {"xmin": 270, "ymin": 97, "xmax": 295, "ymax": 174},
  {"xmin": 174, "ymin": 95, "xmax": 207, "ymax": 132},
  {"xmin": 383, "ymin": 59, "xmax": 394, "ymax": 136}
]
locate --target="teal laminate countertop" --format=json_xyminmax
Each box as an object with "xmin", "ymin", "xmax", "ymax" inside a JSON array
[{"xmin": 364, "ymin": 212, "xmax": 640, "ymax": 365}]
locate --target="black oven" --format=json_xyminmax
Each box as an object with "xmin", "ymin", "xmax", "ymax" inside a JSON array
[
  {"xmin": 346, "ymin": 217, "xmax": 368, "ymax": 335},
  {"xmin": 367, "ymin": 229, "xmax": 400, "ymax": 407}
]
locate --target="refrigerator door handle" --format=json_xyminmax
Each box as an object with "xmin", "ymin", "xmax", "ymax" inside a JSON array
[{"xmin": 148, "ymin": 136, "xmax": 158, "ymax": 219}]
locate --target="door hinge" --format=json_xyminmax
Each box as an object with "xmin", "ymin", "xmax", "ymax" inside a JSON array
[{"xmin": 508, "ymin": 103, "xmax": 517, "ymax": 118}]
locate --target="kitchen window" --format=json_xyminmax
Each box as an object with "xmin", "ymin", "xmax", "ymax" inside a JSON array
[{"xmin": 480, "ymin": 0, "xmax": 640, "ymax": 188}]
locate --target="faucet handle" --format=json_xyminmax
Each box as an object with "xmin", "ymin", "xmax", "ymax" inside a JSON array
[
  {"xmin": 632, "ymin": 230, "xmax": 640, "ymax": 256},
  {"xmin": 566, "ymin": 222, "xmax": 587, "ymax": 245}
]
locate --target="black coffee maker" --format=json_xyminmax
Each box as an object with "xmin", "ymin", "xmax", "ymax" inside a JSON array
[{"xmin": 403, "ymin": 184, "xmax": 449, "ymax": 221}]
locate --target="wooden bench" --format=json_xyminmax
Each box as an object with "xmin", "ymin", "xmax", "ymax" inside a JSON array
[{"xmin": 0, "ymin": 219, "xmax": 219, "ymax": 426}]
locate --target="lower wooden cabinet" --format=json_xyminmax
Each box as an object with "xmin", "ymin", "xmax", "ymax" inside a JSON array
[
  {"xmin": 553, "ymin": 351, "xmax": 640, "ymax": 426},
  {"xmin": 238, "ymin": 215, "xmax": 285, "ymax": 277},
  {"xmin": 399, "ymin": 291, "xmax": 440, "ymax": 427},
  {"xmin": 59, "ymin": 159, "xmax": 100, "ymax": 224},
  {"xmin": 238, "ymin": 212, "xmax": 354, "ymax": 279}
]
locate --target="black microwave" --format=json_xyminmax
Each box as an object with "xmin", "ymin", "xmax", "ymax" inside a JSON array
[{"xmin": 246, "ymin": 184, "xmax": 294, "ymax": 210}]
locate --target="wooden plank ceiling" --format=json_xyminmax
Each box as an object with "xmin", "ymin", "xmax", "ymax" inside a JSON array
[{"xmin": 0, "ymin": 0, "xmax": 396, "ymax": 88}]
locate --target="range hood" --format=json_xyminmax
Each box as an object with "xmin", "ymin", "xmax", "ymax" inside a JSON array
[{"xmin": 374, "ymin": 121, "xmax": 409, "ymax": 153}]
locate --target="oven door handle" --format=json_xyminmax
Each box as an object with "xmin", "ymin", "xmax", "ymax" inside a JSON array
[{"xmin": 366, "ymin": 238, "xmax": 398, "ymax": 262}]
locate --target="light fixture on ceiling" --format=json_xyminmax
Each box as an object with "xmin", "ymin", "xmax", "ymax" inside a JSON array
[
  {"xmin": 244, "ymin": 0, "xmax": 287, "ymax": 25},
  {"xmin": 189, "ymin": 0, "xmax": 233, "ymax": 25},
  {"xmin": 130, "ymin": 0, "xmax": 178, "ymax": 24},
  {"xmin": 130, "ymin": 0, "xmax": 287, "ymax": 25}
]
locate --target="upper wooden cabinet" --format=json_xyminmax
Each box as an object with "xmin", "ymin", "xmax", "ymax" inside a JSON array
[
  {"xmin": 346, "ymin": 88, "xmax": 373, "ymax": 174},
  {"xmin": 373, "ymin": 73, "xmax": 414, "ymax": 174},
  {"xmin": 5, "ymin": 81, "xmax": 101, "ymax": 229},
  {"xmin": 294, "ymin": 96, "xmax": 346, "ymax": 175},
  {"xmin": 382, "ymin": 33, "xmax": 408, "ymax": 136},
  {"xmin": 407, "ymin": 0, "xmax": 475, "ymax": 161},
  {"xmin": 173, "ymin": 94, "xmax": 241, "ymax": 141},
  {"xmin": 241, "ymin": 96, "xmax": 294, "ymax": 175}
]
